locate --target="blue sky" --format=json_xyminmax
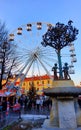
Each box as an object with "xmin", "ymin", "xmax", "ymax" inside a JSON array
[{"xmin": 0, "ymin": 0, "xmax": 81, "ymax": 85}]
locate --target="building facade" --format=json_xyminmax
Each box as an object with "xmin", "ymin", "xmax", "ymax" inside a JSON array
[
  {"xmin": 2, "ymin": 75, "xmax": 53, "ymax": 95},
  {"xmin": 21, "ymin": 75, "xmax": 53, "ymax": 94}
]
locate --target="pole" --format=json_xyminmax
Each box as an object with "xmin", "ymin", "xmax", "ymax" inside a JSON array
[{"xmin": 57, "ymin": 50, "xmax": 63, "ymax": 79}]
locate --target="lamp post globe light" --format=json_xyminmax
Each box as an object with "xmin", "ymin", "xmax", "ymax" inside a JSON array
[{"xmin": 41, "ymin": 20, "xmax": 78, "ymax": 80}]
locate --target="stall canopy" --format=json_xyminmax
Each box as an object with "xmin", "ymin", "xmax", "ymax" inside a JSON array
[
  {"xmin": 0, "ymin": 90, "xmax": 6, "ymax": 97},
  {"xmin": 0, "ymin": 89, "xmax": 16, "ymax": 97}
]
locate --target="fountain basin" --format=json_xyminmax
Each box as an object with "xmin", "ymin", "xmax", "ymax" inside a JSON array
[{"xmin": 44, "ymin": 87, "xmax": 81, "ymax": 97}]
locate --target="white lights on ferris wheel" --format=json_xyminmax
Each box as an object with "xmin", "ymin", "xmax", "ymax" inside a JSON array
[
  {"xmin": 69, "ymin": 63, "xmax": 75, "ymax": 74},
  {"xmin": 69, "ymin": 62, "xmax": 74, "ymax": 68},
  {"xmin": 69, "ymin": 62, "xmax": 75, "ymax": 74},
  {"xmin": 69, "ymin": 43, "xmax": 77, "ymax": 62},
  {"xmin": 9, "ymin": 34, "xmax": 14, "ymax": 41},
  {"xmin": 17, "ymin": 27, "xmax": 22, "ymax": 35},
  {"xmin": 26, "ymin": 24, "xmax": 32, "ymax": 31},
  {"xmin": 70, "ymin": 52, "xmax": 76, "ymax": 57},
  {"xmin": 37, "ymin": 22, "xmax": 42, "ymax": 30},
  {"xmin": 69, "ymin": 68, "xmax": 75, "ymax": 74},
  {"xmin": 69, "ymin": 43, "xmax": 75, "ymax": 51},
  {"xmin": 71, "ymin": 57, "xmax": 77, "ymax": 62}
]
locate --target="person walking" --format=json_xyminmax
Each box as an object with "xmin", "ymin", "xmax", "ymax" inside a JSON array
[{"xmin": 36, "ymin": 97, "xmax": 40, "ymax": 111}]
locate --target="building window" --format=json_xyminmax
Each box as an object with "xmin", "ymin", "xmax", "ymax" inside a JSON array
[
  {"xmin": 23, "ymin": 82, "xmax": 25, "ymax": 86},
  {"xmin": 37, "ymin": 88, "xmax": 39, "ymax": 91},
  {"xmin": 42, "ymin": 81, "xmax": 44, "ymax": 84},
  {"xmin": 37, "ymin": 81, "xmax": 39, "ymax": 84},
  {"xmin": 48, "ymin": 80, "xmax": 50, "ymax": 84},
  {"xmin": 29, "ymin": 82, "xmax": 30, "ymax": 85}
]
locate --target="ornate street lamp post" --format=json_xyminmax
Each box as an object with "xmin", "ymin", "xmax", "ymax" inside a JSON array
[{"xmin": 41, "ymin": 20, "xmax": 78, "ymax": 79}]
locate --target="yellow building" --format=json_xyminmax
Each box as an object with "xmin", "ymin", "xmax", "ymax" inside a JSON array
[
  {"xmin": 2, "ymin": 75, "xmax": 53, "ymax": 95},
  {"xmin": 21, "ymin": 75, "xmax": 53, "ymax": 93}
]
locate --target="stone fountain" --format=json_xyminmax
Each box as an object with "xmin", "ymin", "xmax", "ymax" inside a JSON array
[
  {"xmin": 41, "ymin": 20, "xmax": 80, "ymax": 130},
  {"xmin": 43, "ymin": 80, "xmax": 81, "ymax": 129}
]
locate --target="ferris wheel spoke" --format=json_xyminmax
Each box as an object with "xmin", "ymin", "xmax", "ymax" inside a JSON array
[
  {"xmin": 36, "ymin": 56, "xmax": 53, "ymax": 80},
  {"xmin": 40, "ymin": 53, "xmax": 57, "ymax": 62},
  {"xmin": 36, "ymin": 60, "xmax": 41, "ymax": 76},
  {"xmin": 41, "ymin": 59, "xmax": 56, "ymax": 68},
  {"xmin": 19, "ymin": 57, "xmax": 36, "ymax": 86},
  {"xmin": 31, "ymin": 59, "xmax": 36, "ymax": 77},
  {"xmin": 12, "ymin": 56, "xmax": 34, "ymax": 84}
]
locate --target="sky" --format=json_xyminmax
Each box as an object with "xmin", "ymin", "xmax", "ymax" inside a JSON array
[{"xmin": 0, "ymin": 0, "xmax": 81, "ymax": 86}]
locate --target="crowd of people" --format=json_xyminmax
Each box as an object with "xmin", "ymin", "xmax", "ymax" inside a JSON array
[
  {"xmin": 0, "ymin": 94, "xmax": 52, "ymax": 122},
  {"xmin": 15, "ymin": 95, "xmax": 52, "ymax": 112}
]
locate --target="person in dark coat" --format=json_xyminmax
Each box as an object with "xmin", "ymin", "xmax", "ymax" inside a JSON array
[
  {"xmin": 2, "ymin": 99, "xmax": 7, "ymax": 121},
  {"xmin": 2, "ymin": 99, "xmax": 7, "ymax": 111}
]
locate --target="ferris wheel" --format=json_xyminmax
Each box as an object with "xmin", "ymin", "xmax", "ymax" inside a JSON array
[{"xmin": 8, "ymin": 22, "xmax": 77, "ymax": 87}]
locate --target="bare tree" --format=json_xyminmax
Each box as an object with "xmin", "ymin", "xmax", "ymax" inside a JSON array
[{"xmin": 0, "ymin": 21, "xmax": 17, "ymax": 90}]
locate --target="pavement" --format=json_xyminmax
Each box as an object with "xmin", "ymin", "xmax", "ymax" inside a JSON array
[
  {"xmin": 1, "ymin": 108, "xmax": 81, "ymax": 130},
  {"xmin": 0, "ymin": 114, "xmax": 18, "ymax": 129},
  {"xmin": 0, "ymin": 107, "xmax": 50, "ymax": 129},
  {"xmin": 32, "ymin": 128, "xmax": 81, "ymax": 130}
]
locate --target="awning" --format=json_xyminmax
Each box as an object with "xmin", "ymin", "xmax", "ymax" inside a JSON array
[{"xmin": 0, "ymin": 90, "xmax": 6, "ymax": 97}]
